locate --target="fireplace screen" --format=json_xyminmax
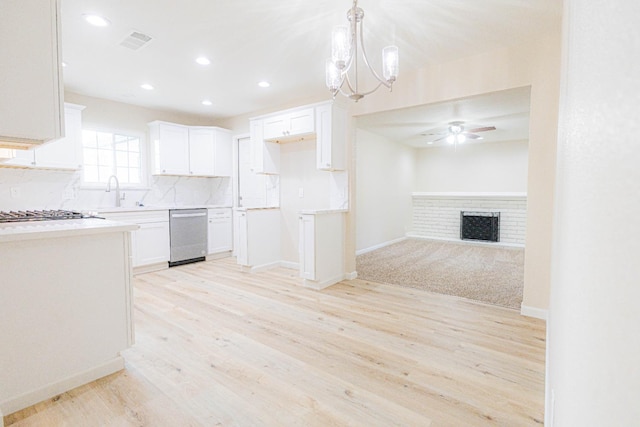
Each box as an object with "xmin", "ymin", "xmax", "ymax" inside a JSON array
[{"xmin": 460, "ymin": 211, "xmax": 500, "ymax": 242}]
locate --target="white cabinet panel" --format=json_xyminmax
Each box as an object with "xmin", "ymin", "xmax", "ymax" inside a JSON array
[
  {"xmin": 299, "ymin": 212, "xmax": 345, "ymax": 289},
  {"xmin": 1, "ymin": 103, "xmax": 84, "ymax": 169},
  {"xmin": 33, "ymin": 104, "xmax": 84, "ymax": 169},
  {"xmin": 262, "ymin": 108, "xmax": 314, "ymax": 142},
  {"xmin": 208, "ymin": 208, "xmax": 232, "ymax": 254},
  {"xmin": 250, "ymin": 119, "xmax": 279, "ymax": 174},
  {"xmin": 0, "ymin": 0, "xmax": 64, "ymax": 148},
  {"xmin": 150, "ymin": 122, "xmax": 190, "ymax": 175},
  {"xmin": 150, "ymin": 122, "xmax": 231, "ymax": 177},
  {"xmin": 235, "ymin": 208, "xmax": 280, "ymax": 269},
  {"xmin": 101, "ymin": 210, "xmax": 170, "ymax": 268},
  {"xmin": 316, "ymin": 103, "xmax": 347, "ymax": 171},
  {"xmin": 134, "ymin": 221, "xmax": 170, "ymax": 267}
]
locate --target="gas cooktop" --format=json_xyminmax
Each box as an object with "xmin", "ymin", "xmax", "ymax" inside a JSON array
[{"xmin": 0, "ymin": 210, "xmax": 90, "ymax": 223}]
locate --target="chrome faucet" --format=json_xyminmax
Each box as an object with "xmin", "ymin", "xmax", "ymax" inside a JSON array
[{"xmin": 106, "ymin": 175, "xmax": 121, "ymax": 207}]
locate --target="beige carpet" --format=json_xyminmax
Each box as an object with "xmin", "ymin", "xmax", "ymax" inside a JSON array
[{"xmin": 356, "ymin": 239, "xmax": 524, "ymax": 310}]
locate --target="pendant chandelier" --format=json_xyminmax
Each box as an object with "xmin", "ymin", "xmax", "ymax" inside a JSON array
[{"xmin": 325, "ymin": 0, "xmax": 399, "ymax": 102}]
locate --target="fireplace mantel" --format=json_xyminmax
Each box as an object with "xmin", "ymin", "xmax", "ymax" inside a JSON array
[{"xmin": 412, "ymin": 192, "xmax": 527, "ymax": 200}]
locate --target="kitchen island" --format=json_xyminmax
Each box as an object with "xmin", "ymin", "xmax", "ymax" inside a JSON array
[{"xmin": 0, "ymin": 218, "xmax": 137, "ymax": 420}]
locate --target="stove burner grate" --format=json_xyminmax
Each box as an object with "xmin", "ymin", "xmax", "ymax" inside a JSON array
[{"xmin": 0, "ymin": 210, "xmax": 87, "ymax": 223}]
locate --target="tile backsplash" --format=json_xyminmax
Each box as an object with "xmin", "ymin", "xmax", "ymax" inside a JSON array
[{"xmin": 0, "ymin": 168, "xmax": 232, "ymax": 211}]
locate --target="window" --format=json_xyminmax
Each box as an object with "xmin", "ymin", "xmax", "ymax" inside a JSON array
[{"xmin": 82, "ymin": 130, "xmax": 143, "ymax": 186}]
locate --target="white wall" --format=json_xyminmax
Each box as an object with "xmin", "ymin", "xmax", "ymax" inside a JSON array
[
  {"xmin": 547, "ymin": 1, "xmax": 640, "ymax": 425},
  {"xmin": 414, "ymin": 140, "xmax": 529, "ymax": 192},
  {"xmin": 279, "ymin": 138, "xmax": 331, "ymax": 263},
  {"xmin": 355, "ymin": 129, "xmax": 414, "ymax": 253}
]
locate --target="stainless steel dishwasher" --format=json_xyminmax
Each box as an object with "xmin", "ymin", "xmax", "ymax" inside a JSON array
[{"xmin": 169, "ymin": 208, "xmax": 208, "ymax": 267}]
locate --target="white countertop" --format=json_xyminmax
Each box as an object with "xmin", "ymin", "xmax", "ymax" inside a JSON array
[
  {"xmin": 95, "ymin": 205, "xmax": 232, "ymax": 214},
  {"xmin": 0, "ymin": 218, "xmax": 138, "ymax": 243},
  {"xmin": 299, "ymin": 208, "xmax": 348, "ymax": 215}
]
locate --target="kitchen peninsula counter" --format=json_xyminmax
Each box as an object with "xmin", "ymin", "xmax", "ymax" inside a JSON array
[{"xmin": 0, "ymin": 218, "xmax": 136, "ymax": 418}]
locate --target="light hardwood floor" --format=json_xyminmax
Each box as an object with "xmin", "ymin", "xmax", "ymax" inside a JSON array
[{"xmin": 5, "ymin": 258, "xmax": 546, "ymax": 426}]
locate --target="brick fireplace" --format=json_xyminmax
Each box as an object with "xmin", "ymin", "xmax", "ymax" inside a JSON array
[{"xmin": 410, "ymin": 192, "xmax": 527, "ymax": 246}]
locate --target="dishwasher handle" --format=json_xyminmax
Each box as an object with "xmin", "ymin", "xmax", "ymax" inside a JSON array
[{"xmin": 171, "ymin": 212, "xmax": 207, "ymax": 218}]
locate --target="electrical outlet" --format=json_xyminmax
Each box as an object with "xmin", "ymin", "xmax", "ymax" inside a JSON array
[{"xmin": 10, "ymin": 187, "xmax": 21, "ymax": 198}]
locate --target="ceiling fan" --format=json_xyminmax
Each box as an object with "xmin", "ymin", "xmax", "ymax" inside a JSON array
[{"xmin": 421, "ymin": 121, "xmax": 496, "ymax": 145}]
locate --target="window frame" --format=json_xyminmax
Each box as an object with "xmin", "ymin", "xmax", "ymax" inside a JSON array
[{"xmin": 79, "ymin": 127, "xmax": 149, "ymax": 190}]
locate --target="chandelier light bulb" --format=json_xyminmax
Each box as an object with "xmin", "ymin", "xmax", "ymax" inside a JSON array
[{"xmin": 325, "ymin": 0, "xmax": 399, "ymax": 102}]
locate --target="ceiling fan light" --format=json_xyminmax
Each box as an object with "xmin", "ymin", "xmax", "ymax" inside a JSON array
[
  {"xmin": 446, "ymin": 135, "xmax": 455, "ymax": 144},
  {"xmin": 457, "ymin": 134, "xmax": 466, "ymax": 144}
]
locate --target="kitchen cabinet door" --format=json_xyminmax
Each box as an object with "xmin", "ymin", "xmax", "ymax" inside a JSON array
[
  {"xmin": 250, "ymin": 119, "xmax": 279, "ymax": 174},
  {"xmin": 208, "ymin": 208, "xmax": 233, "ymax": 254},
  {"xmin": 33, "ymin": 104, "xmax": 84, "ymax": 169},
  {"xmin": 299, "ymin": 214, "xmax": 316, "ymax": 280},
  {"xmin": 299, "ymin": 211, "xmax": 345, "ymax": 289},
  {"xmin": 134, "ymin": 221, "xmax": 170, "ymax": 267},
  {"xmin": 0, "ymin": 0, "xmax": 64, "ymax": 148},
  {"xmin": 235, "ymin": 210, "xmax": 248, "ymax": 265},
  {"xmin": 189, "ymin": 127, "xmax": 217, "ymax": 176},
  {"xmin": 316, "ymin": 103, "xmax": 347, "ymax": 171},
  {"xmin": 150, "ymin": 121, "xmax": 190, "ymax": 175},
  {"xmin": 262, "ymin": 108, "xmax": 314, "ymax": 142}
]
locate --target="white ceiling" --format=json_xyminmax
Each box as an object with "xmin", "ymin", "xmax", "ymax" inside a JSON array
[
  {"xmin": 60, "ymin": 0, "xmax": 561, "ymax": 122},
  {"xmin": 355, "ymin": 86, "xmax": 532, "ymax": 147}
]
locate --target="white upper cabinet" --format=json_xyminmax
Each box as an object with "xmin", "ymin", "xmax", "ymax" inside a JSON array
[
  {"xmin": 0, "ymin": 0, "xmax": 64, "ymax": 148},
  {"xmin": 316, "ymin": 103, "xmax": 347, "ymax": 171},
  {"xmin": 250, "ymin": 119, "xmax": 280, "ymax": 174},
  {"xmin": 189, "ymin": 127, "xmax": 232, "ymax": 177},
  {"xmin": 150, "ymin": 121, "xmax": 190, "ymax": 175},
  {"xmin": 1, "ymin": 103, "xmax": 84, "ymax": 170},
  {"xmin": 149, "ymin": 121, "xmax": 232, "ymax": 177},
  {"xmin": 34, "ymin": 104, "xmax": 84, "ymax": 169},
  {"xmin": 262, "ymin": 108, "xmax": 314, "ymax": 142}
]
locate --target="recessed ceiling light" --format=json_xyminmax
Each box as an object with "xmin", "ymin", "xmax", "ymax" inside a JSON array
[
  {"xmin": 201, "ymin": 100, "xmax": 213, "ymax": 106},
  {"xmin": 140, "ymin": 83, "xmax": 154, "ymax": 90},
  {"xmin": 61, "ymin": 62, "xmax": 68, "ymax": 67},
  {"xmin": 83, "ymin": 14, "xmax": 110, "ymax": 27},
  {"xmin": 195, "ymin": 56, "xmax": 211, "ymax": 66},
  {"xmin": 258, "ymin": 81, "xmax": 270, "ymax": 88}
]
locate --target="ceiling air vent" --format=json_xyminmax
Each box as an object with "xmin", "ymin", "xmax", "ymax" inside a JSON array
[{"xmin": 120, "ymin": 31, "xmax": 153, "ymax": 50}]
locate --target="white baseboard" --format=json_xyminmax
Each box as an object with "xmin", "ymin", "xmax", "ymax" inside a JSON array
[
  {"xmin": 248, "ymin": 261, "xmax": 282, "ymax": 273},
  {"xmin": 406, "ymin": 234, "xmax": 524, "ymax": 249},
  {"xmin": 520, "ymin": 304, "xmax": 548, "ymax": 321},
  {"xmin": 133, "ymin": 261, "xmax": 167, "ymax": 275},
  {"xmin": 344, "ymin": 271, "xmax": 357, "ymax": 280},
  {"xmin": 0, "ymin": 356, "xmax": 125, "ymax": 417},
  {"xmin": 356, "ymin": 237, "xmax": 407, "ymax": 255},
  {"xmin": 302, "ymin": 274, "xmax": 345, "ymax": 290},
  {"xmin": 206, "ymin": 251, "xmax": 232, "ymax": 261},
  {"xmin": 279, "ymin": 261, "xmax": 299, "ymax": 270}
]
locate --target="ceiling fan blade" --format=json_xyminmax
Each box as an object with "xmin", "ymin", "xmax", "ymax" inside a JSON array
[
  {"xmin": 466, "ymin": 126, "xmax": 496, "ymax": 133},
  {"xmin": 427, "ymin": 135, "xmax": 449, "ymax": 143},
  {"xmin": 464, "ymin": 133, "xmax": 482, "ymax": 139}
]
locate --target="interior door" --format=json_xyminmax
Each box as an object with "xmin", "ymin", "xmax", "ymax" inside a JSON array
[{"xmin": 238, "ymin": 136, "xmax": 266, "ymax": 207}]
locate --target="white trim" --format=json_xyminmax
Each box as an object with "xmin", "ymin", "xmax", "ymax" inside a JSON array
[
  {"xmin": 520, "ymin": 304, "xmax": 548, "ymax": 321},
  {"xmin": 279, "ymin": 261, "xmax": 299, "ymax": 270},
  {"xmin": 0, "ymin": 356, "xmax": 124, "ymax": 416},
  {"xmin": 406, "ymin": 234, "xmax": 524, "ymax": 249},
  {"xmin": 356, "ymin": 237, "xmax": 406, "ymax": 255},
  {"xmin": 412, "ymin": 192, "xmax": 527, "ymax": 200},
  {"xmin": 344, "ymin": 271, "xmax": 358, "ymax": 280},
  {"xmin": 302, "ymin": 273, "xmax": 345, "ymax": 290},
  {"xmin": 246, "ymin": 261, "xmax": 282, "ymax": 273}
]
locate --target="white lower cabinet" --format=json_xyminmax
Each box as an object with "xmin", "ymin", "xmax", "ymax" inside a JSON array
[
  {"xmin": 100, "ymin": 210, "xmax": 170, "ymax": 270},
  {"xmin": 208, "ymin": 208, "xmax": 232, "ymax": 255},
  {"xmin": 299, "ymin": 211, "xmax": 345, "ymax": 289},
  {"xmin": 235, "ymin": 208, "xmax": 281, "ymax": 270}
]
